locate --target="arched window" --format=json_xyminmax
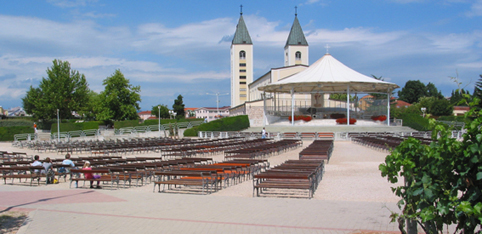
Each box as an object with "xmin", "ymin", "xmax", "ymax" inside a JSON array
[
  {"xmin": 295, "ymin": 51, "xmax": 301, "ymax": 60},
  {"xmin": 239, "ymin": 51, "xmax": 246, "ymax": 60}
]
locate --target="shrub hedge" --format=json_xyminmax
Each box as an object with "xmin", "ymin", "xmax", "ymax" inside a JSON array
[
  {"xmin": 0, "ymin": 119, "xmax": 34, "ymax": 127},
  {"xmin": 183, "ymin": 115, "xmax": 249, "ymax": 137},
  {"xmin": 114, "ymin": 118, "xmax": 203, "ymax": 129},
  {"xmin": 0, "ymin": 126, "xmax": 34, "ymax": 141},
  {"xmin": 51, "ymin": 121, "xmax": 103, "ymax": 133},
  {"xmin": 400, "ymin": 112, "xmax": 430, "ymax": 131}
]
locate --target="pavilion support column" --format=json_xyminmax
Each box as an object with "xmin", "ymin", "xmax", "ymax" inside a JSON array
[
  {"xmin": 347, "ymin": 85, "xmax": 350, "ymax": 126},
  {"xmin": 291, "ymin": 88, "xmax": 295, "ymax": 126},
  {"xmin": 387, "ymin": 89, "xmax": 391, "ymax": 126},
  {"xmin": 263, "ymin": 91, "xmax": 267, "ymax": 126}
]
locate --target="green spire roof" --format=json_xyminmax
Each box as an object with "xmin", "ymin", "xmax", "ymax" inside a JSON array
[
  {"xmin": 285, "ymin": 16, "xmax": 308, "ymax": 47},
  {"xmin": 232, "ymin": 15, "xmax": 252, "ymax": 45}
]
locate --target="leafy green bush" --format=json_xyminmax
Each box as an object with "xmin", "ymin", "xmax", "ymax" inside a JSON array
[
  {"xmin": 0, "ymin": 126, "xmax": 34, "ymax": 141},
  {"xmin": 0, "ymin": 119, "xmax": 34, "ymax": 127},
  {"xmin": 113, "ymin": 120, "xmax": 140, "ymax": 129},
  {"xmin": 143, "ymin": 119, "xmax": 177, "ymax": 126},
  {"xmin": 400, "ymin": 112, "xmax": 430, "ymax": 131},
  {"xmin": 183, "ymin": 127, "xmax": 198, "ymax": 137},
  {"xmin": 114, "ymin": 118, "xmax": 204, "ymax": 129},
  {"xmin": 437, "ymin": 115, "xmax": 466, "ymax": 122},
  {"xmin": 183, "ymin": 115, "xmax": 249, "ymax": 137},
  {"xmin": 51, "ymin": 121, "xmax": 103, "ymax": 133}
]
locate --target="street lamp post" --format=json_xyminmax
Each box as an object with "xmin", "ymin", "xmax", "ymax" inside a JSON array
[
  {"xmin": 158, "ymin": 105, "xmax": 161, "ymax": 136},
  {"xmin": 421, "ymin": 107, "xmax": 427, "ymax": 118},
  {"xmin": 57, "ymin": 109, "xmax": 60, "ymax": 142},
  {"xmin": 169, "ymin": 110, "xmax": 173, "ymax": 119},
  {"xmin": 207, "ymin": 92, "xmax": 229, "ymax": 119}
]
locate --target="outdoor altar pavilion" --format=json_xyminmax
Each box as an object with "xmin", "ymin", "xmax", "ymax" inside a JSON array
[{"xmin": 257, "ymin": 53, "xmax": 400, "ymax": 126}]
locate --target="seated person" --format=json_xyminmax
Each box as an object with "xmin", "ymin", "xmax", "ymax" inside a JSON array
[
  {"xmin": 31, "ymin": 155, "xmax": 42, "ymax": 173},
  {"xmin": 82, "ymin": 161, "xmax": 101, "ymax": 189},
  {"xmin": 42, "ymin": 157, "xmax": 55, "ymax": 184},
  {"xmin": 60, "ymin": 153, "xmax": 76, "ymax": 173}
]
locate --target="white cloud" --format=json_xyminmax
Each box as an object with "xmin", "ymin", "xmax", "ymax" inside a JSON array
[
  {"xmin": 0, "ymin": 15, "xmax": 131, "ymax": 56},
  {"xmin": 0, "ymin": 11, "xmax": 481, "ymax": 108},
  {"xmin": 466, "ymin": 0, "xmax": 482, "ymax": 16},
  {"xmin": 307, "ymin": 27, "xmax": 405, "ymax": 46},
  {"xmin": 457, "ymin": 61, "xmax": 482, "ymax": 68},
  {"xmin": 82, "ymin": 11, "xmax": 116, "ymax": 19},
  {"xmin": 47, "ymin": 0, "xmax": 98, "ymax": 8},
  {"xmin": 389, "ymin": 0, "xmax": 426, "ymax": 3}
]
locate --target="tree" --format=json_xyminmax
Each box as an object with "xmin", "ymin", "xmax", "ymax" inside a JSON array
[
  {"xmin": 329, "ymin": 93, "xmax": 356, "ymax": 102},
  {"xmin": 450, "ymin": 89, "xmax": 470, "ymax": 106},
  {"xmin": 370, "ymin": 75, "xmax": 392, "ymax": 100},
  {"xmin": 151, "ymin": 104, "xmax": 170, "ymax": 119},
  {"xmin": 172, "ymin": 95, "xmax": 185, "ymax": 120},
  {"xmin": 426, "ymin": 82, "xmax": 444, "ymax": 99},
  {"xmin": 474, "ymin": 75, "xmax": 482, "ymax": 108},
  {"xmin": 96, "ymin": 70, "xmax": 141, "ymax": 121},
  {"xmin": 22, "ymin": 59, "xmax": 90, "ymax": 121},
  {"xmin": 430, "ymin": 98, "xmax": 453, "ymax": 116},
  {"xmin": 418, "ymin": 96, "xmax": 453, "ymax": 117},
  {"xmin": 379, "ymin": 95, "xmax": 482, "ymax": 233},
  {"xmin": 398, "ymin": 80, "xmax": 427, "ymax": 104},
  {"xmin": 77, "ymin": 90, "xmax": 101, "ymax": 120}
]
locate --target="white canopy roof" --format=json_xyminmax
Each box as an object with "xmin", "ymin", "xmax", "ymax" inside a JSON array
[{"xmin": 258, "ymin": 54, "xmax": 399, "ymax": 94}]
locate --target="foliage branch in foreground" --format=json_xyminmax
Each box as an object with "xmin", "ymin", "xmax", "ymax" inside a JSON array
[{"xmin": 379, "ymin": 94, "xmax": 482, "ymax": 234}]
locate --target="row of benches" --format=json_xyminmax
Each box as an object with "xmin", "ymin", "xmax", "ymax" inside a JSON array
[
  {"xmin": 351, "ymin": 134, "xmax": 432, "ymax": 151},
  {"xmin": 252, "ymin": 140, "xmax": 334, "ymax": 199},
  {"xmin": 253, "ymin": 160, "xmax": 324, "ymax": 199},
  {"xmin": 153, "ymin": 159, "xmax": 269, "ymax": 194},
  {"xmin": 224, "ymin": 139, "xmax": 302, "ymax": 160},
  {"xmin": 0, "ymin": 151, "xmax": 29, "ymax": 162}
]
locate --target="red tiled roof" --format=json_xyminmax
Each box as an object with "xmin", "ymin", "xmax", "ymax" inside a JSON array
[
  {"xmin": 395, "ymin": 100, "xmax": 411, "ymax": 107},
  {"xmin": 453, "ymin": 106, "xmax": 470, "ymax": 111},
  {"xmin": 138, "ymin": 111, "xmax": 152, "ymax": 115}
]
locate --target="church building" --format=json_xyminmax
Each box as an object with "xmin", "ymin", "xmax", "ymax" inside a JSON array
[{"xmin": 230, "ymin": 10, "xmax": 311, "ymax": 126}]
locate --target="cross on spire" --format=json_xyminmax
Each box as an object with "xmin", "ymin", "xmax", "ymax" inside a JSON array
[
  {"xmin": 295, "ymin": 6, "xmax": 298, "ymax": 16},
  {"xmin": 240, "ymin": 5, "xmax": 243, "ymax": 15},
  {"xmin": 325, "ymin": 44, "xmax": 331, "ymax": 54}
]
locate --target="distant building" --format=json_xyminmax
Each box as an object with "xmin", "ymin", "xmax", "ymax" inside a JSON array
[
  {"xmin": 6, "ymin": 107, "xmax": 27, "ymax": 117},
  {"xmin": 393, "ymin": 99, "xmax": 411, "ymax": 108},
  {"xmin": 184, "ymin": 108, "xmax": 197, "ymax": 119},
  {"xmin": 138, "ymin": 111, "xmax": 152, "ymax": 120},
  {"xmin": 453, "ymin": 106, "xmax": 470, "ymax": 116},
  {"xmin": 195, "ymin": 106, "xmax": 230, "ymax": 122}
]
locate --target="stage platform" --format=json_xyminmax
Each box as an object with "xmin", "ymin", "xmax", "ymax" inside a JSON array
[{"xmin": 244, "ymin": 119, "xmax": 415, "ymax": 134}]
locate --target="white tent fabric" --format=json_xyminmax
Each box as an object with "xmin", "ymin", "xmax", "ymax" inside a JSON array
[{"xmin": 258, "ymin": 54, "xmax": 399, "ymax": 93}]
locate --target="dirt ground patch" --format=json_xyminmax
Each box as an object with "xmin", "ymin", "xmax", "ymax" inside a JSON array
[{"xmin": 0, "ymin": 211, "xmax": 28, "ymax": 234}]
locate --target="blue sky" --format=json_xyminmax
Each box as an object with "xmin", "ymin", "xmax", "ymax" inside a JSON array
[{"xmin": 1, "ymin": 0, "xmax": 481, "ymax": 111}]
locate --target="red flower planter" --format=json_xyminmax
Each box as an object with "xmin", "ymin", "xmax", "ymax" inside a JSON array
[
  {"xmin": 371, "ymin": 115, "xmax": 387, "ymax": 122},
  {"xmin": 336, "ymin": 118, "xmax": 357, "ymax": 125},
  {"xmin": 288, "ymin": 115, "xmax": 312, "ymax": 122}
]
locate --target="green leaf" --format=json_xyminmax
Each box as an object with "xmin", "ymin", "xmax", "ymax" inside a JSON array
[
  {"xmin": 477, "ymin": 172, "xmax": 482, "ymax": 181},
  {"xmin": 413, "ymin": 188, "xmax": 424, "ymax": 196}
]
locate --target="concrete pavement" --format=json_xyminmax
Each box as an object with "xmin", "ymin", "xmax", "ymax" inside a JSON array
[{"xmin": 0, "ymin": 141, "xmax": 403, "ymax": 234}]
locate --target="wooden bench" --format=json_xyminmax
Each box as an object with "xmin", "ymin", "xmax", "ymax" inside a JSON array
[
  {"xmin": 153, "ymin": 170, "xmax": 218, "ymax": 194},
  {"xmin": 1, "ymin": 166, "xmax": 46, "ymax": 186},
  {"xmin": 316, "ymin": 132, "xmax": 334, "ymax": 139},
  {"xmin": 253, "ymin": 172, "xmax": 316, "ymax": 198},
  {"xmin": 69, "ymin": 169, "xmax": 119, "ymax": 189},
  {"xmin": 282, "ymin": 132, "xmax": 299, "ymax": 139},
  {"xmin": 300, "ymin": 132, "xmax": 316, "ymax": 139},
  {"xmin": 252, "ymin": 159, "xmax": 325, "ymax": 199}
]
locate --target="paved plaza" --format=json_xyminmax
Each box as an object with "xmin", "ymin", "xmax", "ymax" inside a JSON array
[{"xmin": 0, "ymin": 140, "xmax": 403, "ymax": 234}]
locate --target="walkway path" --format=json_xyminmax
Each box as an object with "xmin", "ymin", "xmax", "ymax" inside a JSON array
[{"xmin": 0, "ymin": 141, "xmax": 403, "ymax": 234}]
